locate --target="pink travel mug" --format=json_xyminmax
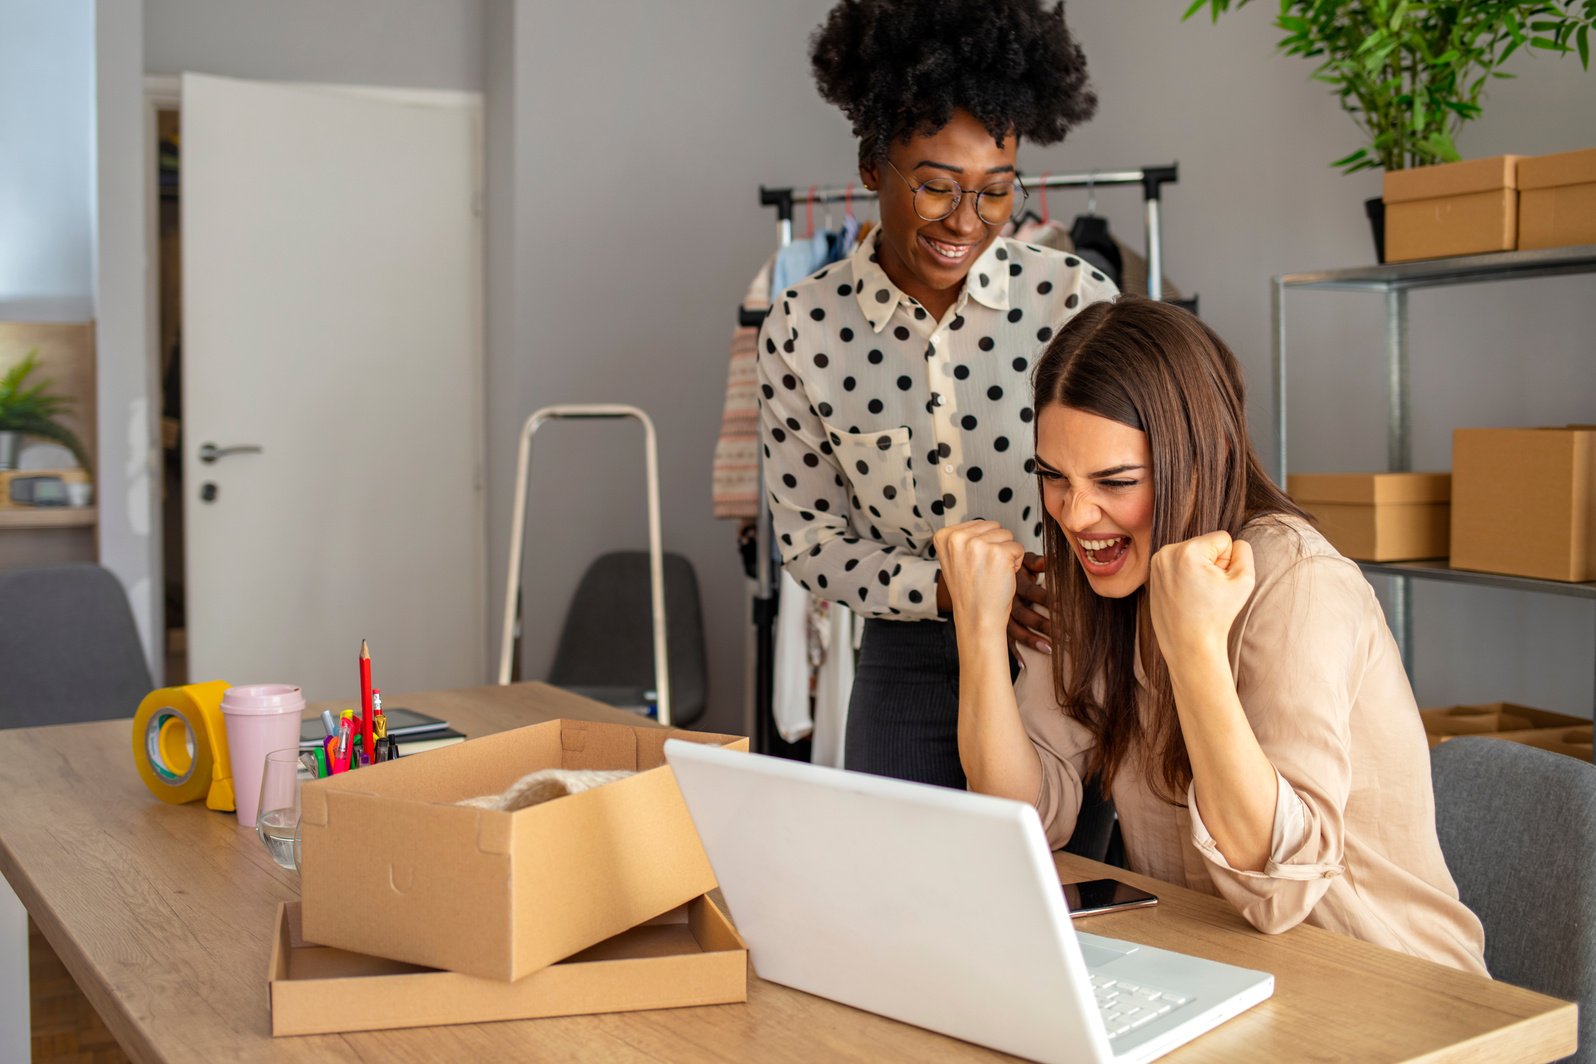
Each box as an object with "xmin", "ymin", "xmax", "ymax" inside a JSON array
[{"xmin": 222, "ymin": 684, "xmax": 306, "ymax": 828}]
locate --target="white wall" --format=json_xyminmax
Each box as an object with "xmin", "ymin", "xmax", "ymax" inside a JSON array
[{"xmin": 0, "ymin": 0, "xmax": 95, "ymax": 321}]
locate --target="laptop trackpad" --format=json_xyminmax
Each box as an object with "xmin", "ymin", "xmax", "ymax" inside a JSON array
[{"xmin": 1077, "ymin": 934, "xmax": 1139, "ymax": 969}]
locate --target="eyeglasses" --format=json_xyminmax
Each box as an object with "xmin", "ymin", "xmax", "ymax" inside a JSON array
[{"xmin": 883, "ymin": 159, "xmax": 1028, "ymax": 226}]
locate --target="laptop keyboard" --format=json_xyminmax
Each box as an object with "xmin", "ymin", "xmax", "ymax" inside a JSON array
[{"xmin": 1091, "ymin": 973, "xmax": 1194, "ymax": 1040}]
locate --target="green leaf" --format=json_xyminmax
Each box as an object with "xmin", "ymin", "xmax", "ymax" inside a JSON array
[
  {"xmin": 1181, "ymin": 0, "xmax": 1211, "ymax": 22},
  {"xmin": 1579, "ymin": 25, "xmax": 1590, "ymax": 67},
  {"xmin": 1330, "ymin": 147, "xmax": 1370, "ymax": 167}
]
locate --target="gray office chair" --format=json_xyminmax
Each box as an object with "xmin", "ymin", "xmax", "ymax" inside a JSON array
[
  {"xmin": 0, "ymin": 563, "xmax": 154, "ymax": 729},
  {"xmin": 1431, "ymin": 736, "xmax": 1596, "ymax": 1062},
  {"xmin": 548, "ymin": 551, "xmax": 708, "ymax": 728}
]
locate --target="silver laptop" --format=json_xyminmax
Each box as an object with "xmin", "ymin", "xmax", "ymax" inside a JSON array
[{"xmin": 664, "ymin": 740, "xmax": 1272, "ymax": 1064}]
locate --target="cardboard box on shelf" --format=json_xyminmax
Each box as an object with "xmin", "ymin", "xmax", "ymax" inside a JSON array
[
  {"xmin": 1383, "ymin": 155, "xmax": 1519, "ymax": 262},
  {"xmin": 1287, "ymin": 472, "xmax": 1450, "ymax": 562},
  {"xmin": 270, "ymin": 895, "xmax": 748, "ymax": 1036},
  {"xmin": 1451, "ymin": 427, "xmax": 1596, "ymax": 582},
  {"xmin": 1518, "ymin": 146, "xmax": 1596, "ymax": 251},
  {"xmin": 299, "ymin": 718, "xmax": 746, "ymax": 982},
  {"xmin": 1485, "ymin": 726, "xmax": 1594, "ymax": 763},
  {"xmin": 1420, "ymin": 702, "xmax": 1589, "ymax": 748}
]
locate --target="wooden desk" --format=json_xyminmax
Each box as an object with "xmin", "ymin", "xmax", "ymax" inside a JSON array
[{"xmin": 0, "ymin": 683, "xmax": 1576, "ymax": 1063}]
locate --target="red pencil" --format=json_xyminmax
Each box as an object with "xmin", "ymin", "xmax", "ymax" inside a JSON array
[{"xmin": 359, "ymin": 639, "xmax": 375, "ymax": 764}]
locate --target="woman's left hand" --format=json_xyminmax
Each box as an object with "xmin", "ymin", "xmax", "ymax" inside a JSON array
[{"xmin": 1149, "ymin": 530, "xmax": 1255, "ymax": 661}]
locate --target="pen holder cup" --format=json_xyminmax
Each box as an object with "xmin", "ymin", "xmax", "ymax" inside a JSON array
[{"xmin": 223, "ymin": 685, "xmax": 306, "ymax": 828}]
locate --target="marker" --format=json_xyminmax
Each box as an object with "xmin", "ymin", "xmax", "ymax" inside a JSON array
[
  {"xmin": 321, "ymin": 709, "xmax": 338, "ymax": 738},
  {"xmin": 373, "ymin": 691, "xmax": 386, "ymax": 741},
  {"xmin": 335, "ymin": 710, "xmax": 355, "ymax": 772},
  {"xmin": 313, "ymin": 746, "xmax": 329, "ymax": 779}
]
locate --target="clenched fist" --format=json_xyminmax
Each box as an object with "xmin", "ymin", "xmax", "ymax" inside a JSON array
[
  {"xmin": 1149, "ymin": 530, "xmax": 1256, "ymax": 660},
  {"xmin": 934, "ymin": 520, "xmax": 1027, "ymax": 642}
]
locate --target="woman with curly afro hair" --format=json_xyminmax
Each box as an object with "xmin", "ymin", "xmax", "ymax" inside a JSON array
[{"xmin": 757, "ymin": 0, "xmax": 1113, "ymax": 789}]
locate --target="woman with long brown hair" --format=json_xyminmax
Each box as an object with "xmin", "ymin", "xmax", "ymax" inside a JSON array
[{"xmin": 936, "ymin": 295, "xmax": 1487, "ymax": 974}]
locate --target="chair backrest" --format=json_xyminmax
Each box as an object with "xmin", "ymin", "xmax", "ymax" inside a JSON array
[
  {"xmin": 0, "ymin": 563, "xmax": 154, "ymax": 729},
  {"xmin": 547, "ymin": 551, "xmax": 707, "ymax": 728},
  {"xmin": 1431, "ymin": 736, "xmax": 1596, "ymax": 1062}
]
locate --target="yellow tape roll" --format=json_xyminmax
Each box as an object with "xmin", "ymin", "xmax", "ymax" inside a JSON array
[{"xmin": 132, "ymin": 682, "xmax": 236, "ymax": 811}]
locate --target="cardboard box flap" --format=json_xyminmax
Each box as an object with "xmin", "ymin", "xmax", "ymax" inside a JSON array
[
  {"xmin": 1518, "ymin": 147, "xmax": 1596, "ymax": 191},
  {"xmin": 1287, "ymin": 472, "xmax": 1451, "ymax": 505},
  {"xmin": 1384, "ymin": 155, "xmax": 1519, "ymax": 203}
]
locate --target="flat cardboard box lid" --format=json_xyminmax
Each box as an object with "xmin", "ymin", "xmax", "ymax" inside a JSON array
[
  {"xmin": 1287, "ymin": 472, "xmax": 1451, "ymax": 505},
  {"xmin": 269, "ymin": 895, "xmax": 748, "ymax": 1036},
  {"xmin": 1384, "ymin": 156, "xmax": 1519, "ymax": 203},
  {"xmin": 1519, "ymin": 147, "xmax": 1596, "ymax": 191}
]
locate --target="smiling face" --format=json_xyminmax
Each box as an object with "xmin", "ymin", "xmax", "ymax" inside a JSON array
[
  {"xmin": 860, "ymin": 108, "xmax": 1018, "ymax": 316},
  {"xmin": 1035, "ymin": 403, "xmax": 1155, "ymax": 599}
]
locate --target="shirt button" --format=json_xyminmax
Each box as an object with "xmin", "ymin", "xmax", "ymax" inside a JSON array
[
  {"xmin": 932, "ymin": 393, "xmax": 944, "ymax": 407},
  {"xmin": 943, "ymin": 464, "xmax": 955, "ymax": 475}
]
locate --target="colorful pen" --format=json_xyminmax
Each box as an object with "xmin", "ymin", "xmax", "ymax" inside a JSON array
[
  {"xmin": 321, "ymin": 709, "xmax": 337, "ymax": 738},
  {"xmin": 335, "ymin": 709, "xmax": 355, "ymax": 772},
  {"xmin": 359, "ymin": 640, "xmax": 375, "ymax": 766}
]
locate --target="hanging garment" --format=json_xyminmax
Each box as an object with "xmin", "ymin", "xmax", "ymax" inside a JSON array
[
  {"xmin": 711, "ymin": 255, "xmax": 774, "ymax": 520},
  {"xmin": 1014, "ymin": 217, "xmax": 1182, "ymax": 301},
  {"xmin": 772, "ymin": 569, "xmax": 855, "ymax": 764}
]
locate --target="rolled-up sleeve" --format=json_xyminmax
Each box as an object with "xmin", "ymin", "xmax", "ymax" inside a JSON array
[
  {"xmin": 1196, "ymin": 551, "xmax": 1368, "ymax": 934},
  {"xmin": 1013, "ymin": 641, "xmax": 1097, "ymax": 850}
]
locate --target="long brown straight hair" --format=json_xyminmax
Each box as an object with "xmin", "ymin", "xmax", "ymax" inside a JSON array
[{"xmin": 1032, "ymin": 295, "xmax": 1307, "ymax": 802}]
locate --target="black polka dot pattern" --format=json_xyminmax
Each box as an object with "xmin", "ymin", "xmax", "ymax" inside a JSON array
[{"xmin": 752, "ymin": 231, "xmax": 1118, "ymax": 619}]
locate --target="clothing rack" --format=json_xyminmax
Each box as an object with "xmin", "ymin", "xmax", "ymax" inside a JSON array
[{"xmin": 740, "ymin": 164, "xmax": 1182, "ymax": 755}]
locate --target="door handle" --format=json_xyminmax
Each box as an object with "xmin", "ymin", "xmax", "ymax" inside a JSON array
[{"xmin": 198, "ymin": 443, "xmax": 264, "ymax": 464}]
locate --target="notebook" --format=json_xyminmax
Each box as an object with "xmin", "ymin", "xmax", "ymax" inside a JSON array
[
  {"xmin": 663, "ymin": 740, "xmax": 1273, "ymax": 1064},
  {"xmin": 297, "ymin": 706, "xmax": 451, "ymax": 750}
]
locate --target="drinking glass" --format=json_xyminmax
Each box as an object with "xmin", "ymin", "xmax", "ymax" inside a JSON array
[{"xmin": 256, "ymin": 748, "xmax": 306, "ymax": 872}]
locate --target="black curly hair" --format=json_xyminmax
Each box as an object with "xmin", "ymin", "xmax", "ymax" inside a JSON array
[{"xmin": 810, "ymin": 0, "xmax": 1097, "ymax": 166}]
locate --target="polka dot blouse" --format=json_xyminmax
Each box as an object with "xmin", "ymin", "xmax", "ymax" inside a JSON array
[{"xmin": 756, "ymin": 230, "xmax": 1118, "ymax": 620}]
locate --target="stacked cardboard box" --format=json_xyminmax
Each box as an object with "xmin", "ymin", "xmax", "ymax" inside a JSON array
[
  {"xmin": 1519, "ymin": 147, "xmax": 1596, "ymax": 251},
  {"xmin": 1287, "ymin": 472, "xmax": 1450, "ymax": 562},
  {"xmin": 1384, "ymin": 156, "xmax": 1519, "ymax": 262},
  {"xmin": 1450, "ymin": 427, "xmax": 1596, "ymax": 582},
  {"xmin": 272, "ymin": 718, "xmax": 750, "ymax": 1035}
]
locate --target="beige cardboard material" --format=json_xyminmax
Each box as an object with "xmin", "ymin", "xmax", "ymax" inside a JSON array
[
  {"xmin": 1518, "ymin": 147, "xmax": 1596, "ymax": 250},
  {"xmin": 299, "ymin": 718, "xmax": 747, "ymax": 982},
  {"xmin": 1420, "ymin": 703, "xmax": 1588, "ymax": 749},
  {"xmin": 1288, "ymin": 473, "xmax": 1450, "ymax": 561},
  {"xmin": 1384, "ymin": 156, "xmax": 1520, "ymax": 262},
  {"xmin": 1485, "ymin": 726, "xmax": 1594, "ymax": 763},
  {"xmin": 1451, "ymin": 427, "xmax": 1596, "ymax": 582},
  {"xmin": 269, "ymin": 895, "xmax": 748, "ymax": 1036}
]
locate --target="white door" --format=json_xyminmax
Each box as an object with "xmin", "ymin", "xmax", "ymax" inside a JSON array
[{"xmin": 182, "ymin": 73, "xmax": 484, "ymax": 703}]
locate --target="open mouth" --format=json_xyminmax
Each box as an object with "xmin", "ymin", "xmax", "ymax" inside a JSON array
[
  {"xmin": 1076, "ymin": 535, "xmax": 1131, "ymax": 575},
  {"xmin": 919, "ymin": 233, "xmax": 975, "ymax": 266}
]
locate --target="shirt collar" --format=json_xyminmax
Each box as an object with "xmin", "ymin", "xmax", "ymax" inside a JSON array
[{"xmin": 850, "ymin": 231, "xmax": 1012, "ymax": 332}]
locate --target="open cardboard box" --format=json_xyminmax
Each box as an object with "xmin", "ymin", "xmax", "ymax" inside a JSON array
[
  {"xmin": 1419, "ymin": 703, "xmax": 1588, "ymax": 748},
  {"xmin": 1287, "ymin": 472, "xmax": 1449, "ymax": 562},
  {"xmin": 299, "ymin": 718, "xmax": 746, "ymax": 981},
  {"xmin": 270, "ymin": 895, "xmax": 747, "ymax": 1036}
]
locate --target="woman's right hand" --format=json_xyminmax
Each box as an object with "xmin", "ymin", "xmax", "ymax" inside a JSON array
[{"xmin": 934, "ymin": 520, "xmax": 1026, "ymax": 642}]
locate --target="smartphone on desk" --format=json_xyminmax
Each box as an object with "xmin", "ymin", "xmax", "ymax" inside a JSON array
[{"xmin": 1062, "ymin": 878, "xmax": 1158, "ymax": 917}]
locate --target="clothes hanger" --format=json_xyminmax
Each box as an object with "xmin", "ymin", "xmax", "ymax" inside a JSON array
[
  {"xmin": 1014, "ymin": 171, "xmax": 1049, "ymax": 229},
  {"xmin": 1069, "ymin": 172, "xmax": 1123, "ymax": 283}
]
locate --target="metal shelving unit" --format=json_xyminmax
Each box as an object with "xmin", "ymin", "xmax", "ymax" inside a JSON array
[{"xmin": 1271, "ymin": 244, "xmax": 1596, "ymax": 699}]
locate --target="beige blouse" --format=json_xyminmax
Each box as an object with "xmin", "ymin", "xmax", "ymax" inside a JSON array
[{"xmin": 1016, "ymin": 517, "xmax": 1488, "ymax": 976}]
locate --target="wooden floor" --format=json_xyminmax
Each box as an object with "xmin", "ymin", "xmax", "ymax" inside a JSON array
[{"xmin": 29, "ymin": 918, "xmax": 130, "ymax": 1064}]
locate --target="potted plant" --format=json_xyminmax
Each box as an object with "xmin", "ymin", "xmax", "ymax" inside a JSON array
[
  {"xmin": 1184, "ymin": 0, "xmax": 1596, "ymax": 258},
  {"xmin": 0, "ymin": 350, "xmax": 92, "ymax": 473}
]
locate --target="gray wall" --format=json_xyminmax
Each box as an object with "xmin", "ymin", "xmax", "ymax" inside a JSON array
[
  {"xmin": 0, "ymin": 0, "xmax": 95, "ymax": 321},
  {"xmin": 492, "ymin": 0, "xmax": 1596, "ymax": 730},
  {"xmin": 1043, "ymin": 2, "xmax": 1596, "ymax": 717},
  {"xmin": 486, "ymin": 0, "xmax": 858, "ymax": 735},
  {"xmin": 144, "ymin": 0, "xmax": 485, "ymax": 89}
]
